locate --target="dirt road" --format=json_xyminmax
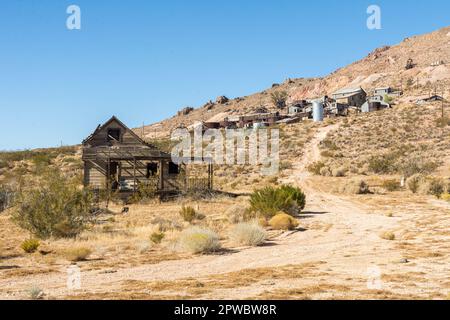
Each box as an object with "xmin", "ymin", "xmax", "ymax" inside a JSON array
[{"xmin": 1, "ymin": 124, "xmax": 448, "ymax": 299}]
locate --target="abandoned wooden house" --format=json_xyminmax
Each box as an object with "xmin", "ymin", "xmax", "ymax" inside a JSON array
[
  {"xmin": 82, "ymin": 116, "xmax": 214, "ymax": 195},
  {"xmin": 331, "ymin": 87, "xmax": 367, "ymax": 108}
]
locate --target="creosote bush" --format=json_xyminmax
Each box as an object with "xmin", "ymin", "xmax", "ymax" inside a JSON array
[
  {"xmin": 21, "ymin": 239, "xmax": 40, "ymax": 253},
  {"xmin": 249, "ymin": 185, "xmax": 306, "ymax": 218},
  {"xmin": 178, "ymin": 227, "xmax": 221, "ymax": 254},
  {"xmin": 12, "ymin": 170, "xmax": 93, "ymax": 239},
  {"xmin": 229, "ymin": 222, "xmax": 267, "ymax": 247}
]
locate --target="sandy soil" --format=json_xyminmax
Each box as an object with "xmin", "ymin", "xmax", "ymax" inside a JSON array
[{"xmin": 1, "ymin": 125, "xmax": 449, "ymax": 300}]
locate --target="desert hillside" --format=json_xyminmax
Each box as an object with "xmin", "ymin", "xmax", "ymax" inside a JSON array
[{"xmin": 142, "ymin": 26, "xmax": 450, "ymax": 138}]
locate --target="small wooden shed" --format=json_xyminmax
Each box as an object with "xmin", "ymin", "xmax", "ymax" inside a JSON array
[{"xmin": 82, "ymin": 116, "xmax": 213, "ymax": 195}]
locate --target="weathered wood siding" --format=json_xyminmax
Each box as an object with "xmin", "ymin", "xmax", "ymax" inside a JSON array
[{"xmin": 84, "ymin": 161, "xmax": 106, "ymax": 188}]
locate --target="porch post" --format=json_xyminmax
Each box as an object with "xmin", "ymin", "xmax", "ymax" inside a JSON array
[
  {"xmin": 133, "ymin": 157, "xmax": 137, "ymax": 193},
  {"xmin": 159, "ymin": 160, "xmax": 164, "ymax": 190}
]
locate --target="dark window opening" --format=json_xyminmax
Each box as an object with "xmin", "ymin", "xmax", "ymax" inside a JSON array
[
  {"xmin": 107, "ymin": 128, "xmax": 121, "ymax": 142},
  {"xmin": 168, "ymin": 162, "xmax": 180, "ymax": 174},
  {"xmin": 146, "ymin": 163, "xmax": 158, "ymax": 178}
]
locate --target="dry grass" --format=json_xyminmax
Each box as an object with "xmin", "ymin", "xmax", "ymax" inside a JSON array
[{"xmin": 63, "ymin": 247, "xmax": 92, "ymax": 262}]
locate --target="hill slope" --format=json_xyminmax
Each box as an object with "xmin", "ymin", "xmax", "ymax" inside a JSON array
[{"xmin": 141, "ymin": 26, "xmax": 450, "ymax": 138}]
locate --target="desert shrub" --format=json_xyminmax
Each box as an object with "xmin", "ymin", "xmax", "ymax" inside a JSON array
[
  {"xmin": 225, "ymin": 204, "xmax": 248, "ymax": 224},
  {"xmin": 340, "ymin": 179, "xmax": 371, "ymax": 195},
  {"xmin": 28, "ymin": 287, "xmax": 44, "ymax": 300},
  {"xmin": 382, "ymin": 179, "xmax": 401, "ymax": 192},
  {"xmin": 179, "ymin": 205, "xmax": 197, "ymax": 223},
  {"xmin": 0, "ymin": 186, "xmax": 14, "ymax": 212},
  {"xmin": 129, "ymin": 180, "xmax": 158, "ymax": 203},
  {"xmin": 0, "ymin": 160, "xmax": 8, "ymax": 169},
  {"xmin": 406, "ymin": 174, "xmax": 423, "ymax": 194},
  {"xmin": 332, "ymin": 167, "xmax": 347, "ymax": 177},
  {"xmin": 442, "ymin": 193, "xmax": 450, "ymax": 203},
  {"xmin": 380, "ymin": 231, "xmax": 395, "ymax": 241},
  {"xmin": 321, "ymin": 139, "xmax": 339, "ymax": 151},
  {"xmin": 150, "ymin": 231, "xmax": 165, "ymax": 244},
  {"xmin": 427, "ymin": 178, "xmax": 445, "ymax": 199},
  {"xmin": 319, "ymin": 166, "xmax": 332, "ymax": 177},
  {"xmin": 229, "ymin": 223, "xmax": 267, "ymax": 246},
  {"xmin": 400, "ymin": 157, "xmax": 438, "ymax": 178},
  {"xmin": 20, "ymin": 239, "xmax": 40, "ymax": 253},
  {"xmin": 178, "ymin": 227, "xmax": 221, "ymax": 254},
  {"xmin": 269, "ymin": 212, "xmax": 299, "ymax": 231},
  {"xmin": 435, "ymin": 116, "xmax": 450, "ymax": 127},
  {"xmin": 151, "ymin": 217, "xmax": 183, "ymax": 232},
  {"xmin": 270, "ymin": 91, "xmax": 288, "ymax": 109},
  {"xmin": 249, "ymin": 185, "xmax": 306, "ymax": 218},
  {"xmin": 368, "ymin": 154, "xmax": 397, "ymax": 174},
  {"xmin": 12, "ymin": 170, "xmax": 93, "ymax": 239},
  {"xmin": 307, "ymin": 161, "xmax": 326, "ymax": 175},
  {"xmin": 31, "ymin": 153, "xmax": 53, "ymax": 167},
  {"xmin": 384, "ymin": 94, "xmax": 394, "ymax": 104},
  {"xmin": 320, "ymin": 150, "xmax": 334, "ymax": 158},
  {"xmin": 64, "ymin": 247, "xmax": 92, "ymax": 262}
]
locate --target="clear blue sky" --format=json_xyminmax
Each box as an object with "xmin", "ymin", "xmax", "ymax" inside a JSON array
[{"xmin": 0, "ymin": 0, "xmax": 449, "ymax": 150}]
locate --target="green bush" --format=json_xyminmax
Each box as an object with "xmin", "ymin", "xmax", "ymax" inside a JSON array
[
  {"xmin": 229, "ymin": 223, "xmax": 267, "ymax": 246},
  {"xmin": 249, "ymin": 185, "xmax": 306, "ymax": 218},
  {"xmin": 12, "ymin": 170, "xmax": 93, "ymax": 239},
  {"xmin": 150, "ymin": 231, "xmax": 165, "ymax": 244},
  {"xmin": 180, "ymin": 205, "xmax": 197, "ymax": 223},
  {"xmin": 178, "ymin": 227, "xmax": 221, "ymax": 254},
  {"xmin": 21, "ymin": 239, "xmax": 40, "ymax": 253}
]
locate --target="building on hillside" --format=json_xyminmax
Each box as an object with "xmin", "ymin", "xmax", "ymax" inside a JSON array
[
  {"xmin": 288, "ymin": 100, "xmax": 310, "ymax": 115},
  {"xmin": 416, "ymin": 95, "xmax": 444, "ymax": 105},
  {"xmin": 331, "ymin": 87, "xmax": 367, "ymax": 108},
  {"xmin": 361, "ymin": 96, "xmax": 391, "ymax": 113},
  {"xmin": 82, "ymin": 116, "xmax": 213, "ymax": 195},
  {"xmin": 374, "ymin": 87, "xmax": 403, "ymax": 98}
]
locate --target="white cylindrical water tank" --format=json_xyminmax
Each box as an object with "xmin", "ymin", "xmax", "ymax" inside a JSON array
[{"xmin": 312, "ymin": 101, "xmax": 324, "ymax": 122}]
